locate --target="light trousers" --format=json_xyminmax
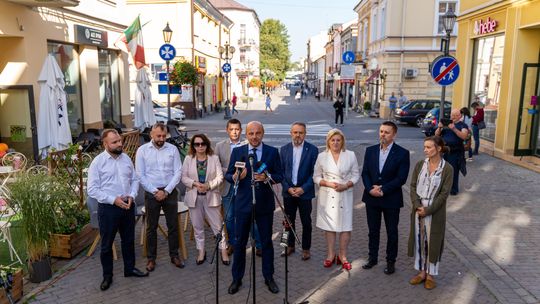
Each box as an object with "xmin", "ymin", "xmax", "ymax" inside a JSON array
[{"xmin": 189, "ymin": 195, "xmax": 226, "ymax": 250}]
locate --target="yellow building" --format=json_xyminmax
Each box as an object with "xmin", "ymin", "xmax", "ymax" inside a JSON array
[{"xmin": 454, "ymin": 0, "xmax": 540, "ymax": 172}]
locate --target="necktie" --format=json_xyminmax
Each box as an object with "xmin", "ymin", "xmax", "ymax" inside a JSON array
[{"xmin": 251, "ymin": 148, "xmax": 258, "ymax": 163}]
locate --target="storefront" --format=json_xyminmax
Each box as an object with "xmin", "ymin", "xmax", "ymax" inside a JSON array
[{"xmin": 454, "ymin": 0, "xmax": 540, "ymax": 171}]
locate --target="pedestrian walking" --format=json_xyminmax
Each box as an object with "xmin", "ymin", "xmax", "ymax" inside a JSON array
[
  {"xmin": 408, "ymin": 136, "xmax": 453, "ymax": 290},
  {"xmin": 265, "ymin": 92, "xmax": 273, "ymax": 113},
  {"xmin": 388, "ymin": 92, "xmax": 398, "ymax": 121},
  {"xmin": 314, "ymin": 129, "xmax": 360, "ymax": 271},
  {"xmin": 361, "ymin": 121, "xmax": 410, "ymax": 275},
  {"xmin": 231, "ymin": 92, "xmax": 239, "ymax": 115},
  {"xmin": 471, "ymin": 101, "xmax": 485, "ymax": 156},
  {"xmin": 295, "ymin": 90, "xmax": 301, "ymax": 104},
  {"xmin": 435, "ymin": 109, "xmax": 469, "ymax": 195},
  {"xmin": 87, "ymin": 129, "xmax": 148, "ymax": 291},
  {"xmin": 280, "ymin": 122, "xmax": 319, "ymax": 261},
  {"xmin": 135, "ymin": 123, "xmax": 184, "ymax": 272},
  {"xmin": 460, "ymin": 107, "xmax": 473, "ymax": 161},
  {"xmin": 333, "ymin": 94, "xmax": 345, "ymax": 126}
]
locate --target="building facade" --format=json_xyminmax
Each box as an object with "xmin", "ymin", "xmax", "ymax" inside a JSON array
[
  {"xmin": 354, "ymin": 0, "xmax": 458, "ymax": 118},
  {"xmin": 306, "ymin": 31, "xmax": 327, "ymax": 94},
  {"xmin": 0, "ymin": 0, "xmax": 130, "ymax": 160},
  {"xmin": 454, "ymin": 0, "xmax": 540, "ymax": 172}
]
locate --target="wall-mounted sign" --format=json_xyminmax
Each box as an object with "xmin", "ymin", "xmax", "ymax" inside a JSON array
[
  {"xmin": 195, "ymin": 56, "xmax": 206, "ymax": 73},
  {"xmin": 74, "ymin": 25, "xmax": 108, "ymax": 47},
  {"xmin": 474, "ymin": 17, "xmax": 498, "ymax": 36}
]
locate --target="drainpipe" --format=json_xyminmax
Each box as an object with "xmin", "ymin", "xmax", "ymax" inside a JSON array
[
  {"xmin": 399, "ymin": 0, "xmax": 407, "ymax": 91},
  {"xmin": 191, "ymin": 0, "xmax": 197, "ymax": 118}
]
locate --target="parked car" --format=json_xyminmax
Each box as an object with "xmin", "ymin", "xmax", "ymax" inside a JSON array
[
  {"xmin": 395, "ymin": 99, "xmax": 451, "ymax": 127},
  {"xmin": 130, "ymin": 100, "xmax": 186, "ymax": 123},
  {"xmin": 421, "ymin": 107, "xmax": 451, "ymax": 136}
]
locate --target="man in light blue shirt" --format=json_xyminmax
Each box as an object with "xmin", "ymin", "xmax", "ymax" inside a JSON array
[
  {"xmin": 136, "ymin": 123, "xmax": 183, "ymax": 271},
  {"xmin": 87, "ymin": 129, "xmax": 148, "ymax": 291}
]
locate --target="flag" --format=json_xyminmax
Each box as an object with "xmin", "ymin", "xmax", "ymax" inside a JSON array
[{"xmin": 116, "ymin": 16, "xmax": 146, "ymax": 69}]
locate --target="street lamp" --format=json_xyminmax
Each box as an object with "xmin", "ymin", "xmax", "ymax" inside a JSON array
[
  {"xmin": 218, "ymin": 42, "xmax": 235, "ymax": 119},
  {"xmin": 439, "ymin": 9, "xmax": 457, "ymax": 122},
  {"xmin": 163, "ymin": 22, "xmax": 173, "ymax": 121}
]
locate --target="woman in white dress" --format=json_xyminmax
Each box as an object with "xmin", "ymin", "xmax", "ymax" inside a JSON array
[{"xmin": 313, "ymin": 129, "xmax": 360, "ymax": 271}]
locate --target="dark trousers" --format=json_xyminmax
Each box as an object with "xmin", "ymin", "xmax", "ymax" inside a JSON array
[
  {"xmin": 98, "ymin": 203, "xmax": 136, "ymax": 278},
  {"xmin": 444, "ymin": 152, "xmax": 461, "ymax": 194},
  {"xmin": 365, "ymin": 204, "xmax": 400, "ymax": 263},
  {"xmin": 223, "ymin": 187, "xmax": 262, "ymax": 248},
  {"xmin": 232, "ymin": 211, "xmax": 274, "ymax": 282},
  {"xmin": 284, "ymin": 197, "xmax": 312, "ymax": 249},
  {"xmin": 335, "ymin": 111, "xmax": 343, "ymax": 124},
  {"xmin": 145, "ymin": 189, "xmax": 179, "ymax": 260},
  {"xmin": 472, "ymin": 124, "xmax": 480, "ymax": 155}
]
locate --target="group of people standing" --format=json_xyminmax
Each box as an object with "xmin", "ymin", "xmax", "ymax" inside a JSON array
[{"xmin": 87, "ymin": 117, "xmax": 457, "ymax": 294}]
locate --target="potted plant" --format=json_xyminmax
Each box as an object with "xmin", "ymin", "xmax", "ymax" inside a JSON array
[
  {"xmin": 8, "ymin": 173, "xmax": 65, "ymax": 283},
  {"xmin": 0, "ymin": 265, "xmax": 23, "ymax": 302}
]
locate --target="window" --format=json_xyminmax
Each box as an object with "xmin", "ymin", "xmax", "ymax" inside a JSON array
[
  {"xmin": 363, "ymin": 21, "xmax": 368, "ymax": 55},
  {"xmin": 240, "ymin": 24, "xmax": 246, "ymax": 44},
  {"xmin": 371, "ymin": 11, "xmax": 378, "ymax": 42},
  {"xmin": 98, "ymin": 49, "xmax": 122, "ymax": 125},
  {"xmin": 437, "ymin": 1, "xmax": 457, "ymax": 34},
  {"xmin": 47, "ymin": 42, "xmax": 83, "ymax": 136},
  {"xmin": 380, "ymin": 5, "xmax": 387, "ymax": 38}
]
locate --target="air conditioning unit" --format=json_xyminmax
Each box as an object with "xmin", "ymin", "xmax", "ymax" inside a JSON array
[{"xmin": 403, "ymin": 68, "xmax": 418, "ymax": 79}]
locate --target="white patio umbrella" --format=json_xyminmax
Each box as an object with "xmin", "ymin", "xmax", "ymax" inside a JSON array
[
  {"xmin": 37, "ymin": 54, "xmax": 72, "ymax": 157},
  {"xmin": 134, "ymin": 69, "xmax": 156, "ymax": 129}
]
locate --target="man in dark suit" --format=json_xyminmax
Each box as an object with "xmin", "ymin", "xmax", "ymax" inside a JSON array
[
  {"xmin": 361, "ymin": 121, "xmax": 410, "ymax": 275},
  {"xmin": 225, "ymin": 121, "xmax": 283, "ymax": 295},
  {"xmin": 280, "ymin": 122, "xmax": 319, "ymax": 260}
]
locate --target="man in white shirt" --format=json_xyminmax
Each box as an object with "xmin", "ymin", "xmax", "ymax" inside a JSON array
[
  {"xmin": 87, "ymin": 129, "xmax": 148, "ymax": 292},
  {"xmin": 135, "ymin": 123, "xmax": 183, "ymax": 272}
]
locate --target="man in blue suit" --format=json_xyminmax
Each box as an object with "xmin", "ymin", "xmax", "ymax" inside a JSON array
[
  {"xmin": 225, "ymin": 121, "xmax": 283, "ymax": 295},
  {"xmin": 361, "ymin": 121, "xmax": 410, "ymax": 275},
  {"xmin": 280, "ymin": 122, "xmax": 319, "ymax": 260}
]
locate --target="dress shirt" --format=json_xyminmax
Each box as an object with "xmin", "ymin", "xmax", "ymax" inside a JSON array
[
  {"xmin": 87, "ymin": 151, "xmax": 139, "ymax": 205},
  {"xmin": 135, "ymin": 141, "xmax": 182, "ymax": 194},
  {"xmin": 229, "ymin": 140, "xmax": 243, "ymax": 155},
  {"xmin": 248, "ymin": 144, "xmax": 262, "ymax": 163},
  {"xmin": 291, "ymin": 142, "xmax": 304, "ymax": 185},
  {"xmin": 379, "ymin": 142, "xmax": 394, "ymax": 173}
]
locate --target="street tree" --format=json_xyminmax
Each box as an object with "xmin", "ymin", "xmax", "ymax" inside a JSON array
[{"xmin": 260, "ymin": 19, "xmax": 290, "ymax": 80}]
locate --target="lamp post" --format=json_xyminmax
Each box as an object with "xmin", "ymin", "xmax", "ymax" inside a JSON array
[
  {"xmin": 218, "ymin": 42, "xmax": 235, "ymax": 119},
  {"xmin": 439, "ymin": 9, "xmax": 457, "ymax": 122},
  {"xmin": 163, "ymin": 22, "xmax": 173, "ymax": 121}
]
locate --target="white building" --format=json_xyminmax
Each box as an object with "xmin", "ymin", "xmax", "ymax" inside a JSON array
[
  {"xmin": 306, "ymin": 31, "xmax": 327, "ymax": 93},
  {"xmin": 210, "ymin": 0, "xmax": 261, "ymax": 99}
]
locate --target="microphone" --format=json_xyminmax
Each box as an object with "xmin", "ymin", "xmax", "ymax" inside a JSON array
[
  {"xmin": 248, "ymin": 153, "xmax": 255, "ymax": 169},
  {"xmin": 280, "ymin": 227, "xmax": 289, "ymax": 248},
  {"xmin": 255, "ymin": 162, "xmax": 267, "ymax": 174},
  {"xmin": 234, "ymin": 161, "xmax": 246, "ymax": 170}
]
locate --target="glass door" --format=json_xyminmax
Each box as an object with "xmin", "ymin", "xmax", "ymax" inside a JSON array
[
  {"xmin": 98, "ymin": 49, "xmax": 121, "ymax": 126},
  {"xmin": 514, "ymin": 63, "xmax": 540, "ymax": 156}
]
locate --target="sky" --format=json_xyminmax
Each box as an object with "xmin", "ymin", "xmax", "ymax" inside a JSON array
[{"xmin": 240, "ymin": 0, "xmax": 358, "ymax": 62}]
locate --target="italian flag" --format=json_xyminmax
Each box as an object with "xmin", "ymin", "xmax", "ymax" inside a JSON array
[{"xmin": 117, "ymin": 16, "xmax": 146, "ymax": 69}]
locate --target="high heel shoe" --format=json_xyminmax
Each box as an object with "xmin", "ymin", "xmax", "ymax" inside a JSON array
[
  {"xmin": 341, "ymin": 259, "xmax": 352, "ymax": 271},
  {"xmin": 196, "ymin": 252, "xmax": 207, "ymax": 265},
  {"xmin": 323, "ymin": 255, "xmax": 336, "ymax": 268},
  {"xmin": 221, "ymin": 250, "xmax": 230, "ymax": 266}
]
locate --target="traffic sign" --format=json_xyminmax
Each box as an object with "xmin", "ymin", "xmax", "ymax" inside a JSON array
[
  {"xmin": 342, "ymin": 51, "xmax": 355, "ymax": 64},
  {"xmin": 431, "ymin": 55, "xmax": 460, "ymax": 86},
  {"xmin": 159, "ymin": 44, "xmax": 176, "ymax": 61},
  {"xmin": 158, "ymin": 72, "xmax": 169, "ymax": 81},
  {"xmin": 222, "ymin": 63, "xmax": 231, "ymax": 73},
  {"xmin": 158, "ymin": 84, "xmax": 181, "ymax": 94}
]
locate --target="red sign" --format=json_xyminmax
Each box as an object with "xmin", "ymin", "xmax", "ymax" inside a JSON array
[
  {"xmin": 474, "ymin": 17, "xmax": 498, "ymax": 35},
  {"xmin": 341, "ymin": 79, "xmax": 355, "ymax": 84}
]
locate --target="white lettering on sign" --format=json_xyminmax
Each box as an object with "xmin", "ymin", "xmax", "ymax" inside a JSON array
[{"xmin": 474, "ymin": 17, "xmax": 498, "ymax": 35}]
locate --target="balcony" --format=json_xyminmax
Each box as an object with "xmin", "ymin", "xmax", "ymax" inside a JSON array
[
  {"xmin": 8, "ymin": 0, "xmax": 79, "ymax": 6},
  {"xmin": 238, "ymin": 38, "xmax": 256, "ymax": 47}
]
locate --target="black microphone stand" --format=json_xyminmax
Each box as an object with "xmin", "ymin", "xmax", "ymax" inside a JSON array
[
  {"xmin": 210, "ymin": 171, "xmax": 241, "ymax": 304},
  {"xmin": 249, "ymin": 155, "xmax": 257, "ymax": 304}
]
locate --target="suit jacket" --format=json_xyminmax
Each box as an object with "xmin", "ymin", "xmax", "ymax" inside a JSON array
[
  {"xmin": 214, "ymin": 139, "xmax": 247, "ymax": 196},
  {"xmin": 225, "ymin": 143, "xmax": 283, "ymax": 215},
  {"xmin": 361, "ymin": 143, "xmax": 410, "ymax": 209},
  {"xmin": 181, "ymin": 154, "xmax": 223, "ymax": 208},
  {"xmin": 280, "ymin": 141, "xmax": 319, "ymax": 200}
]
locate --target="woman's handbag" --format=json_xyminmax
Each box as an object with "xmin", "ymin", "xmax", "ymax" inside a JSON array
[{"xmin": 478, "ymin": 121, "xmax": 486, "ymax": 130}]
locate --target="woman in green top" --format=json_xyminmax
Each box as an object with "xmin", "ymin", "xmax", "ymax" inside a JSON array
[{"xmin": 408, "ymin": 136, "xmax": 453, "ymax": 290}]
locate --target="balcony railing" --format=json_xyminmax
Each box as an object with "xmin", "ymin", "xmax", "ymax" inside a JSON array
[{"xmin": 238, "ymin": 38, "xmax": 256, "ymax": 46}]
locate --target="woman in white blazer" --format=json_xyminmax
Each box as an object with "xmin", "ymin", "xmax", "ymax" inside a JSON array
[
  {"xmin": 313, "ymin": 129, "xmax": 360, "ymax": 271},
  {"xmin": 181, "ymin": 134, "xmax": 228, "ymax": 265}
]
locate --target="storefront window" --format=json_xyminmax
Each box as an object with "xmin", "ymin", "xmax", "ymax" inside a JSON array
[
  {"xmin": 98, "ymin": 49, "xmax": 122, "ymax": 126},
  {"xmin": 47, "ymin": 42, "xmax": 83, "ymax": 136},
  {"xmin": 470, "ymin": 35, "xmax": 505, "ymax": 142}
]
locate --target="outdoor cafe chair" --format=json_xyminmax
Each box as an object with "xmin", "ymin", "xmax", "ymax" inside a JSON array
[{"xmin": 0, "ymin": 202, "xmax": 23, "ymax": 266}]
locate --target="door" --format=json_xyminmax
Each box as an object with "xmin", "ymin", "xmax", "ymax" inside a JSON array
[
  {"xmin": 514, "ymin": 63, "xmax": 540, "ymax": 156},
  {"xmin": 98, "ymin": 49, "xmax": 121, "ymax": 125}
]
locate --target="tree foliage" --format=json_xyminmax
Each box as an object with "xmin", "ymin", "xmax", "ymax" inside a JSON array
[
  {"xmin": 260, "ymin": 19, "xmax": 290, "ymax": 80},
  {"xmin": 170, "ymin": 61, "xmax": 198, "ymax": 86}
]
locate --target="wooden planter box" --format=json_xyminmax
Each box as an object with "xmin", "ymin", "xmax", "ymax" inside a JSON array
[
  {"xmin": 0, "ymin": 268, "xmax": 23, "ymax": 303},
  {"xmin": 49, "ymin": 224, "xmax": 97, "ymax": 259}
]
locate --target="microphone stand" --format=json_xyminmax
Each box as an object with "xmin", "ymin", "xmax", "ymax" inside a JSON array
[
  {"xmin": 249, "ymin": 155, "xmax": 257, "ymax": 304},
  {"xmin": 210, "ymin": 174, "xmax": 240, "ymax": 304},
  {"xmin": 262, "ymin": 176, "xmax": 303, "ymax": 304}
]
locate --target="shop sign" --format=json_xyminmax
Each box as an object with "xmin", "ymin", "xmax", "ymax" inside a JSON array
[
  {"xmin": 74, "ymin": 25, "xmax": 108, "ymax": 47},
  {"xmin": 474, "ymin": 17, "xmax": 498, "ymax": 35},
  {"xmin": 195, "ymin": 56, "xmax": 206, "ymax": 73}
]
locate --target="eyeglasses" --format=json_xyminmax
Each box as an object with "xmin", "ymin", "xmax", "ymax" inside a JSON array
[{"xmin": 193, "ymin": 142, "xmax": 207, "ymax": 147}]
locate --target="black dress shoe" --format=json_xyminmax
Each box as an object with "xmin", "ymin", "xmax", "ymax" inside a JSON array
[
  {"xmin": 228, "ymin": 280, "xmax": 242, "ymax": 294},
  {"xmin": 265, "ymin": 278, "xmax": 279, "ymax": 294},
  {"xmin": 362, "ymin": 259, "xmax": 377, "ymax": 269},
  {"xmin": 384, "ymin": 262, "xmax": 395, "ymax": 275},
  {"xmin": 100, "ymin": 277, "xmax": 112, "ymax": 291},
  {"xmin": 124, "ymin": 268, "xmax": 149, "ymax": 277}
]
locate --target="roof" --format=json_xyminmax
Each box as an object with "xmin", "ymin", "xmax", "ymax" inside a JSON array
[{"xmin": 208, "ymin": 0, "xmax": 250, "ymax": 10}]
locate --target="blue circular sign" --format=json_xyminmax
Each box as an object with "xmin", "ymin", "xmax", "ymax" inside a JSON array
[
  {"xmin": 431, "ymin": 55, "xmax": 460, "ymax": 86},
  {"xmin": 222, "ymin": 63, "xmax": 232, "ymax": 73},
  {"xmin": 342, "ymin": 51, "xmax": 355, "ymax": 64},
  {"xmin": 159, "ymin": 44, "xmax": 176, "ymax": 61}
]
